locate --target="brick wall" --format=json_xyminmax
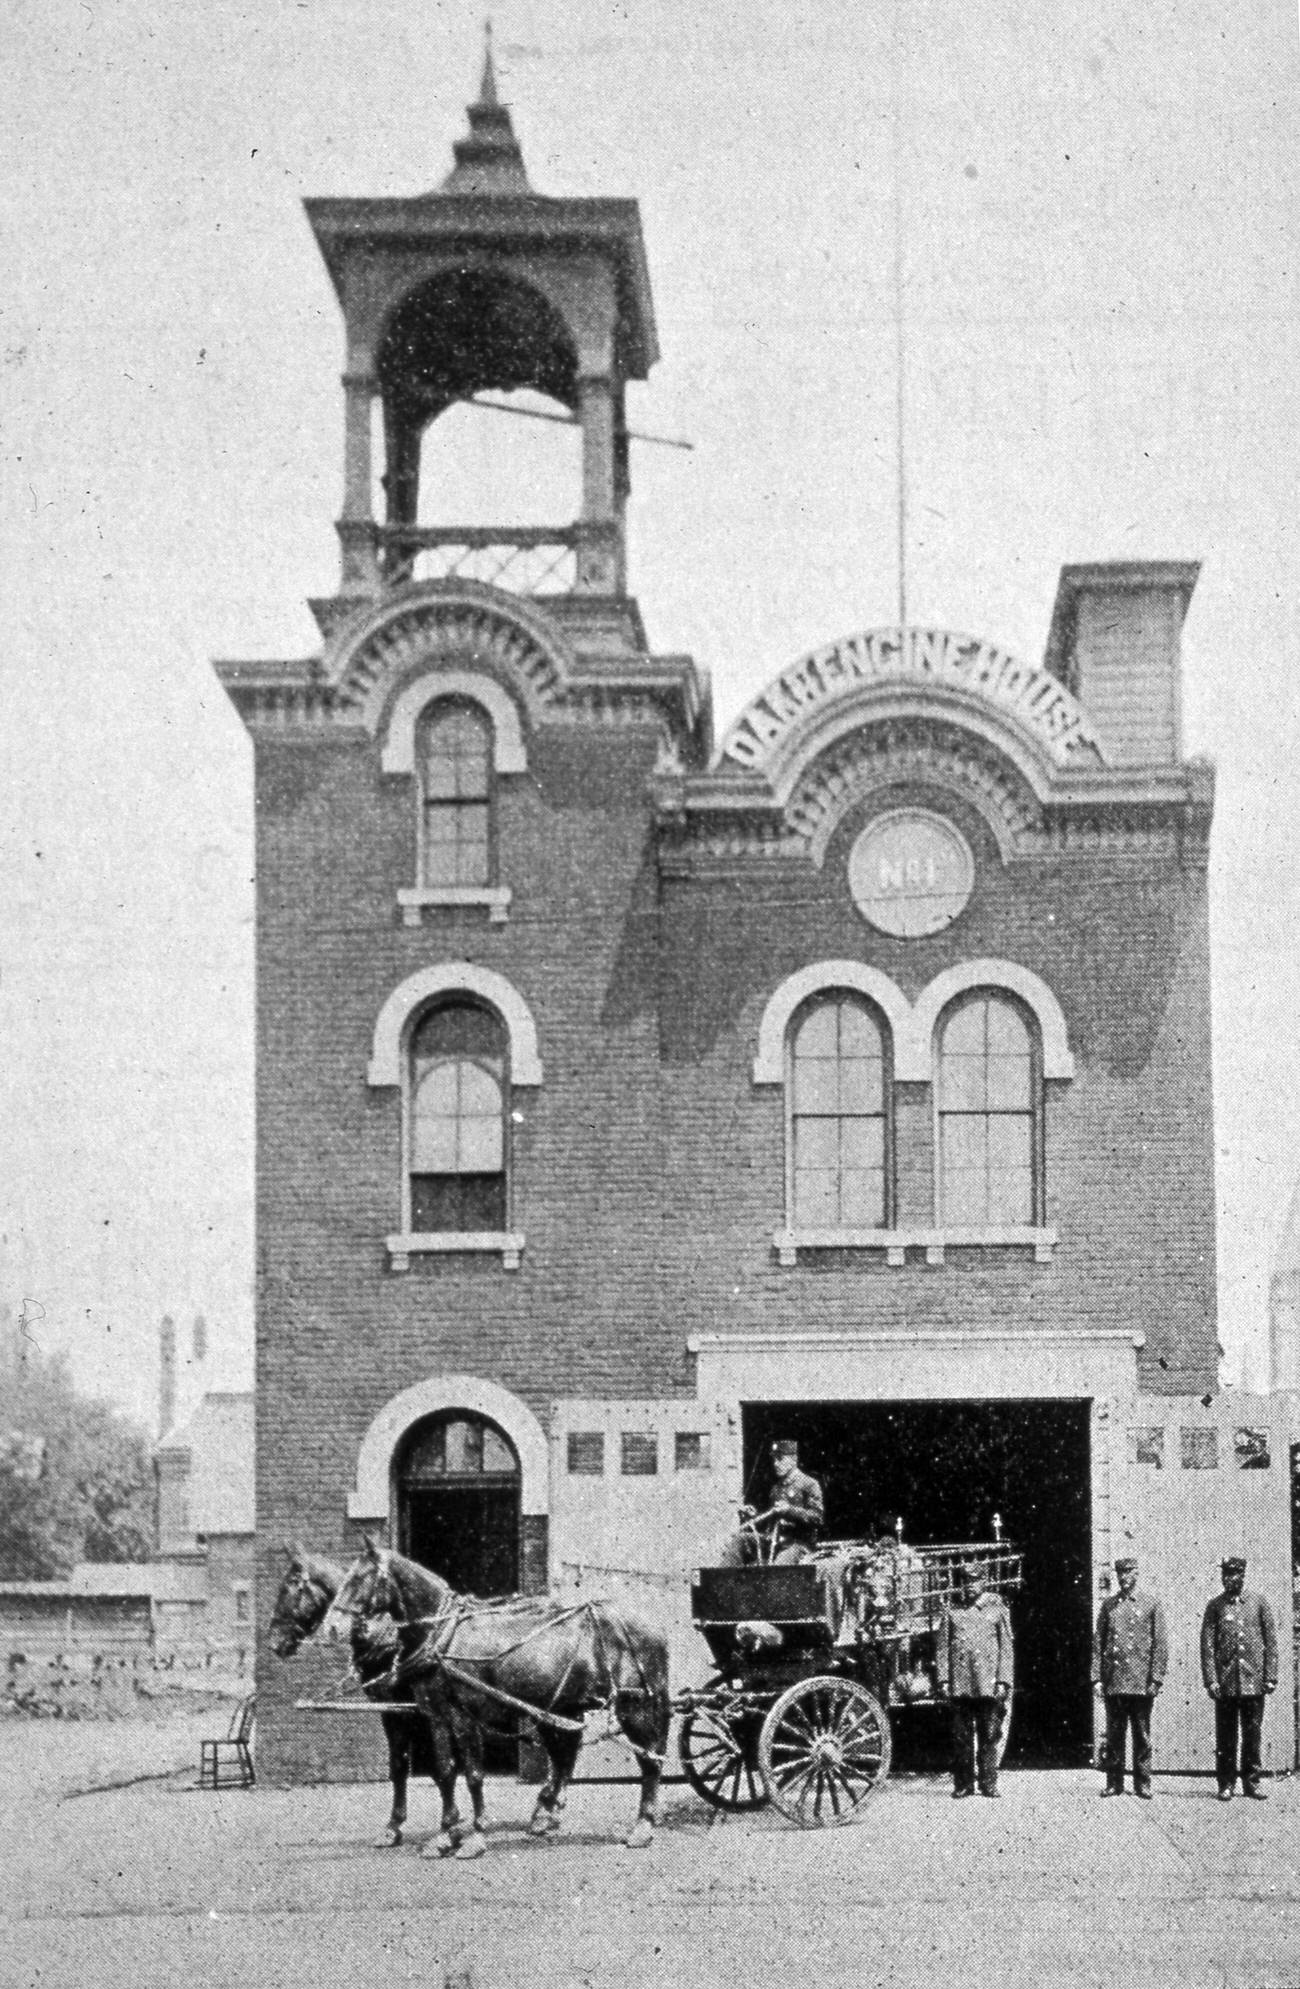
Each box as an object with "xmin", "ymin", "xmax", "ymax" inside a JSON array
[
  {"xmin": 658, "ymin": 788, "xmax": 1216, "ymax": 1395},
  {"xmin": 247, "ymin": 637, "xmax": 1216, "ymax": 1783}
]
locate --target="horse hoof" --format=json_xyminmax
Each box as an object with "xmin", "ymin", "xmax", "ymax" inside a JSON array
[
  {"xmin": 374, "ymin": 1830, "xmax": 402, "ymax": 1849},
  {"xmin": 454, "ymin": 1832, "xmax": 487, "ymax": 1861},
  {"xmin": 528, "ymin": 1809, "xmax": 560, "ymax": 1837},
  {"xmin": 624, "ymin": 1819, "xmax": 654, "ymax": 1851},
  {"xmin": 422, "ymin": 1834, "xmax": 454, "ymax": 1860}
]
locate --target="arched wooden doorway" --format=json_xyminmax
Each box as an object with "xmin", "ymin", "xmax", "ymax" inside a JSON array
[{"xmin": 395, "ymin": 1411, "xmax": 521, "ymax": 1596}]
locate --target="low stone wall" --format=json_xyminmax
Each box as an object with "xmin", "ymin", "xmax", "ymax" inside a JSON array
[{"xmin": 3, "ymin": 1643, "xmax": 250, "ymax": 1719}]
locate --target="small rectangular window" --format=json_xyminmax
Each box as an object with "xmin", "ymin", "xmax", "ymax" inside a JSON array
[
  {"xmin": 566, "ymin": 1432, "xmax": 604, "ymax": 1476},
  {"xmin": 674, "ymin": 1432, "xmax": 711, "ymax": 1472},
  {"xmin": 1234, "ymin": 1427, "xmax": 1271, "ymax": 1470},
  {"xmin": 233, "ymin": 1587, "xmax": 251, "ymax": 1625},
  {"xmin": 1130, "ymin": 1427, "xmax": 1165, "ymax": 1470},
  {"xmin": 621, "ymin": 1432, "xmax": 658, "ymax": 1477},
  {"xmin": 1180, "ymin": 1428, "xmax": 1219, "ymax": 1470}
]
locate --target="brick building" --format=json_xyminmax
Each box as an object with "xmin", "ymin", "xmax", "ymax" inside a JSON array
[
  {"xmin": 155, "ymin": 1391, "xmax": 255, "ymax": 1648},
  {"xmin": 218, "ymin": 58, "xmax": 1291, "ymax": 1784}
]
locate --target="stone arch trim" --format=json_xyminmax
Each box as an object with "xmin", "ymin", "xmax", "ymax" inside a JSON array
[
  {"xmin": 347, "ymin": 1375, "xmax": 549, "ymax": 1522},
  {"xmin": 913, "ymin": 959, "xmax": 1074, "ymax": 1081},
  {"xmin": 367, "ymin": 962, "xmax": 543, "ymax": 1088},
  {"xmin": 753, "ymin": 962, "xmax": 913, "ymax": 1084},
  {"xmin": 323, "ymin": 581, "xmax": 576, "ymax": 721},
  {"xmin": 767, "ymin": 685, "xmax": 1066, "ymax": 813},
  {"xmin": 752, "ymin": 957, "xmax": 1074, "ymax": 1084},
  {"xmin": 379, "ymin": 668, "xmax": 528, "ymax": 776}
]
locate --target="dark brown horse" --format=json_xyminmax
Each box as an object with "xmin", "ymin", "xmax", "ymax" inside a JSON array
[
  {"xmin": 268, "ymin": 1545, "xmax": 486, "ymax": 1856},
  {"xmin": 332, "ymin": 1539, "xmax": 670, "ymax": 1854}
]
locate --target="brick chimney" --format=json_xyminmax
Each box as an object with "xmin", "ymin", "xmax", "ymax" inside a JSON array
[{"xmin": 1043, "ymin": 562, "xmax": 1199, "ymax": 765}]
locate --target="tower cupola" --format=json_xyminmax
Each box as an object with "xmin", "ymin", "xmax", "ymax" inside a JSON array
[{"xmin": 305, "ymin": 39, "xmax": 659, "ymax": 609}]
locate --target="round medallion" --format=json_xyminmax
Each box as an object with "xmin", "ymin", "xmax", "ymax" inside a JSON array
[{"xmin": 848, "ymin": 809, "xmax": 975, "ymax": 938}]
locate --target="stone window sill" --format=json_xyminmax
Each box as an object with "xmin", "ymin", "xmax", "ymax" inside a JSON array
[
  {"xmin": 774, "ymin": 1226, "xmax": 1056, "ymax": 1267},
  {"xmin": 397, "ymin": 886, "xmax": 511, "ymax": 928},
  {"xmin": 386, "ymin": 1231, "xmax": 524, "ymax": 1272}
]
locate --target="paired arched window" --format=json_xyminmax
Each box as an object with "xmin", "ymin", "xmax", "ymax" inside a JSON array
[
  {"xmin": 770, "ymin": 968, "xmax": 1057, "ymax": 1245},
  {"xmin": 408, "ymin": 999, "xmax": 508, "ymax": 1233},
  {"xmin": 418, "ymin": 699, "xmax": 493, "ymax": 888},
  {"xmin": 787, "ymin": 994, "xmax": 891, "ymax": 1229},
  {"xmin": 935, "ymin": 992, "xmax": 1040, "ymax": 1225}
]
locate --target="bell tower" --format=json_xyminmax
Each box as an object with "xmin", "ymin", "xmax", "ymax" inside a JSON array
[{"xmin": 305, "ymin": 36, "xmax": 658, "ymax": 620}]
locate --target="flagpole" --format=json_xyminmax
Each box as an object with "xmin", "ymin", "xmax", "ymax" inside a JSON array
[{"xmin": 891, "ymin": 0, "xmax": 908, "ymax": 638}]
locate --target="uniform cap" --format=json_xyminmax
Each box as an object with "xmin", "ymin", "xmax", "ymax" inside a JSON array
[
  {"xmin": 771, "ymin": 1439, "xmax": 799, "ymax": 1459},
  {"xmin": 959, "ymin": 1561, "xmax": 983, "ymax": 1582},
  {"xmin": 1221, "ymin": 1555, "xmax": 1247, "ymax": 1572},
  {"xmin": 1114, "ymin": 1557, "xmax": 1138, "ymax": 1573}
]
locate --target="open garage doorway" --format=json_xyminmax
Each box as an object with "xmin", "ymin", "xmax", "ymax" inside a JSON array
[
  {"xmin": 743, "ymin": 1399, "xmax": 1093, "ymax": 1765},
  {"xmin": 395, "ymin": 1411, "xmax": 521, "ymax": 1594},
  {"xmin": 395, "ymin": 1411, "xmax": 522, "ymax": 1772}
]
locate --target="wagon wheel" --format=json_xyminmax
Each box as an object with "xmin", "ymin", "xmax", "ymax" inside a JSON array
[
  {"xmin": 678, "ymin": 1703, "xmax": 767, "ymax": 1810},
  {"xmin": 758, "ymin": 1677, "xmax": 891, "ymax": 1828}
]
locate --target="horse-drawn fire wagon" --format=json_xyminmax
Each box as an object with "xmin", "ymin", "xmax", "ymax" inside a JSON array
[{"xmin": 675, "ymin": 1536, "xmax": 1022, "ymax": 1827}]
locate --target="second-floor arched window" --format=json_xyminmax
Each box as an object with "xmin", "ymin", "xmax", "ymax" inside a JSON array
[
  {"xmin": 787, "ymin": 994, "xmax": 891, "ymax": 1229},
  {"xmin": 408, "ymin": 999, "xmax": 507, "ymax": 1232},
  {"xmin": 419, "ymin": 700, "xmax": 492, "ymax": 888},
  {"xmin": 935, "ymin": 992, "xmax": 1040, "ymax": 1225}
]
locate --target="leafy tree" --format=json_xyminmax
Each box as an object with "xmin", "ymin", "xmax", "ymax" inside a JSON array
[{"xmin": 0, "ymin": 1331, "xmax": 155, "ymax": 1579}]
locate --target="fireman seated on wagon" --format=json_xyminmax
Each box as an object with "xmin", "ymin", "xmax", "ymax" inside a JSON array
[{"xmin": 717, "ymin": 1439, "xmax": 824, "ymax": 1566}]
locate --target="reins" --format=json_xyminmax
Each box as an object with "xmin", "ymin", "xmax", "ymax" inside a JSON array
[{"xmin": 336, "ymin": 1555, "xmax": 668, "ymax": 1766}]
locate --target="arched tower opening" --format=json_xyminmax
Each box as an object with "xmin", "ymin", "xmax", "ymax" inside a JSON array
[{"xmin": 376, "ymin": 268, "xmax": 580, "ymax": 533}]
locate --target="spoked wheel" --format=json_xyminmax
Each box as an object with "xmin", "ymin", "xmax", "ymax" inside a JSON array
[
  {"xmin": 759, "ymin": 1676, "xmax": 892, "ymax": 1827},
  {"xmin": 678, "ymin": 1703, "xmax": 767, "ymax": 1810}
]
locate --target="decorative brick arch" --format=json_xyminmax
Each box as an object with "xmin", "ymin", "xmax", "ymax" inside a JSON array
[
  {"xmin": 379, "ymin": 668, "xmax": 528, "ymax": 776},
  {"xmin": 752, "ymin": 962, "xmax": 912, "ymax": 1084},
  {"xmin": 912, "ymin": 959, "xmax": 1074, "ymax": 1081},
  {"xmin": 366, "ymin": 963, "xmax": 543, "ymax": 1088},
  {"xmin": 784, "ymin": 724, "xmax": 1039, "ymax": 868},
  {"xmin": 346, "ymin": 1375, "xmax": 549, "ymax": 1522},
  {"xmin": 323, "ymin": 581, "xmax": 576, "ymax": 722}
]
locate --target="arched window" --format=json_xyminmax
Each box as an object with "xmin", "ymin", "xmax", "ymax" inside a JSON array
[
  {"xmin": 787, "ymin": 994, "xmax": 891, "ymax": 1229},
  {"xmin": 936, "ymin": 993, "xmax": 1040, "ymax": 1225},
  {"xmin": 419, "ymin": 700, "xmax": 492, "ymax": 888},
  {"xmin": 408, "ymin": 1000, "xmax": 507, "ymax": 1232}
]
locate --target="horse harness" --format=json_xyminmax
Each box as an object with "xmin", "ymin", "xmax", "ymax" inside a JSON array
[{"xmin": 371, "ymin": 1595, "xmax": 664, "ymax": 1761}]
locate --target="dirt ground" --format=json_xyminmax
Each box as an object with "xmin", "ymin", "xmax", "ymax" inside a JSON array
[{"xmin": 4, "ymin": 1716, "xmax": 1300, "ymax": 1989}]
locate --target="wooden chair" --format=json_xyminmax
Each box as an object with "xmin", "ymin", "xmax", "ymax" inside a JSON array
[{"xmin": 199, "ymin": 1693, "xmax": 256, "ymax": 1788}]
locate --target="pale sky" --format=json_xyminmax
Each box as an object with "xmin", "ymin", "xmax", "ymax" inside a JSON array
[{"xmin": 2, "ymin": 0, "xmax": 1298, "ymax": 1431}]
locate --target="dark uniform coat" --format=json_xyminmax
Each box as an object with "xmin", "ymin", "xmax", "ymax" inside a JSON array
[
  {"xmin": 771, "ymin": 1466, "xmax": 824, "ymax": 1545},
  {"xmin": 1200, "ymin": 1590, "xmax": 1278, "ymax": 1698},
  {"xmin": 940, "ymin": 1591, "xmax": 1014, "ymax": 1699},
  {"xmin": 1092, "ymin": 1590, "xmax": 1169, "ymax": 1696}
]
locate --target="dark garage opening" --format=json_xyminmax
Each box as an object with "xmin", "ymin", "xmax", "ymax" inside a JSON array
[
  {"xmin": 396, "ymin": 1411, "xmax": 522, "ymax": 1773},
  {"xmin": 743, "ymin": 1399, "xmax": 1093, "ymax": 1766}
]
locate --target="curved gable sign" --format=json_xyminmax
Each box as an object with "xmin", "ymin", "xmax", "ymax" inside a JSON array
[{"xmin": 721, "ymin": 627, "xmax": 1102, "ymax": 772}]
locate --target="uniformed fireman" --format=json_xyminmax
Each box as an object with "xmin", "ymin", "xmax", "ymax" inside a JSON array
[
  {"xmin": 937, "ymin": 1560, "xmax": 1014, "ymax": 1799},
  {"xmin": 718, "ymin": 1439, "xmax": 824, "ymax": 1566},
  {"xmin": 1092, "ymin": 1555, "xmax": 1168, "ymax": 1798},
  {"xmin": 1200, "ymin": 1556, "xmax": 1278, "ymax": 1801}
]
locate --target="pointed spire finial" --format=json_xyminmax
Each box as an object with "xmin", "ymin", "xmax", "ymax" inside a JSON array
[
  {"xmin": 479, "ymin": 20, "xmax": 499, "ymax": 108},
  {"xmin": 437, "ymin": 28, "xmax": 531, "ymax": 196}
]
